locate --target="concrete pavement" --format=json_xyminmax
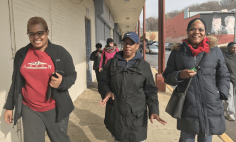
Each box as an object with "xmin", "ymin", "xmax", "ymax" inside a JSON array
[{"xmin": 45, "ymin": 81, "xmax": 223, "ymax": 142}]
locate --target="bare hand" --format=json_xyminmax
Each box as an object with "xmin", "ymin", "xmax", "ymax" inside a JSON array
[
  {"xmin": 99, "ymin": 92, "xmax": 114, "ymax": 107},
  {"xmin": 4, "ymin": 110, "xmax": 13, "ymax": 124},
  {"xmin": 150, "ymin": 114, "xmax": 167, "ymax": 125},
  {"xmin": 95, "ymin": 53, "xmax": 98, "ymax": 56},
  {"xmin": 99, "ymin": 68, "xmax": 103, "ymax": 72},
  {"xmin": 179, "ymin": 69, "xmax": 196, "ymax": 79},
  {"xmin": 50, "ymin": 72, "xmax": 62, "ymax": 88}
]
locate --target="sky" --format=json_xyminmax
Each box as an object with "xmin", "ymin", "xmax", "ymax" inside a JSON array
[{"xmin": 139, "ymin": 0, "xmax": 221, "ymax": 22}]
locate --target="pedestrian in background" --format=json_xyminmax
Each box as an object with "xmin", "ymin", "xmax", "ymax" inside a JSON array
[
  {"xmin": 3, "ymin": 16, "xmax": 76, "ymax": 142},
  {"xmin": 99, "ymin": 32, "xmax": 166, "ymax": 142},
  {"xmin": 163, "ymin": 18, "xmax": 230, "ymax": 142},
  {"xmin": 223, "ymin": 42, "xmax": 236, "ymax": 121},
  {"xmin": 99, "ymin": 38, "xmax": 119, "ymax": 72},
  {"xmin": 90, "ymin": 43, "xmax": 102, "ymax": 80}
]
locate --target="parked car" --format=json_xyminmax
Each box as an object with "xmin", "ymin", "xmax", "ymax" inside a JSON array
[
  {"xmin": 146, "ymin": 45, "xmax": 159, "ymax": 54},
  {"xmin": 165, "ymin": 43, "xmax": 169, "ymax": 50},
  {"xmin": 147, "ymin": 41, "xmax": 155, "ymax": 45},
  {"xmin": 152, "ymin": 41, "xmax": 158, "ymax": 46},
  {"xmin": 166, "ymin": 43, "xmax": 173, "ymax": 50}
]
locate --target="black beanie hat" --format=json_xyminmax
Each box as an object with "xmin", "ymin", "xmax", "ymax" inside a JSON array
[
  {"xmin": 106, "ymin": 38, "xmax": 114, "ymax": 46},
  {"xmin": 187, "ymin": 18, "xmax": 207, "ymax": 32},
  {"xmin": 227, "ymin": 42, "xmax": 236, "ymax": 49}
]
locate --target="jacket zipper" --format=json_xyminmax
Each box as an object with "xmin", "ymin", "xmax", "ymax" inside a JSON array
[
  {"xmin": 194, "ymin": 54, "xmax": 207, "ymax": 137},
  {"xmin": 45, "ymin": 50, "xmax": 57, "ymax": 70}
]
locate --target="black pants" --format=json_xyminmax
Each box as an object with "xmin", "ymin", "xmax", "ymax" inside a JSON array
[
  {"xmin": 22, "ymin": 104, "xmax": 71, "ymax": 142},
  {"xmin": 95, "ymin": 69, "xmax": 100, "ymax": 81}
]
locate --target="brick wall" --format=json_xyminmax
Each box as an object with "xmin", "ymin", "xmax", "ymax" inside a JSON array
[
  {"xmin": 165, "ymin": 12, "xmax": 200, "ymax": 43},
  {"xmin": 166, "ymin": 12, "xmax": 235, "ymax": 44}
]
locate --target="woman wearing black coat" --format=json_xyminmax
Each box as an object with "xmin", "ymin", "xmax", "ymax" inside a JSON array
[
  {"xmin": 99, "ymin": 32, "xmax": 167, "ymax": 142},
  {"xmin": 163, "ymin": 18, "xmax": 230, "ymax": 142},
  {"xmin": 3, "ymin": 17, "xmax": 76, "ymax": 142}
]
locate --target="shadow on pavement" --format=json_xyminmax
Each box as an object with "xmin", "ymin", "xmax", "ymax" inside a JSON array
[
  {"xmin": 68, "ymin": 120, "xmax": 91, "ymax": 142},
  {"xmin": 73, "ymin": 107, "xmax": 111, "ymax": 142}
]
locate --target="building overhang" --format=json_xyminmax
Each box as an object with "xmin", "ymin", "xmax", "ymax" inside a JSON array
[{"xmin": 105, "ymin": 0, "xmax": 145, "ymax": 35}]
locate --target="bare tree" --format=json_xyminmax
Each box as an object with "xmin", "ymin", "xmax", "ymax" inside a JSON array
[
  {"xmin": 166, "ymin": 0, "xmax": 236, "ymax": 20},
  {"xmin": 220, "ymin": 0, "xmax": 232, "ymax": 9},
  {"xmin": 145, "ymin": 17, "xmax": 158, "ymax": 31},
  {"xmin": 166, "ymin": 10, "xmax": 182, "ymax": 20}
]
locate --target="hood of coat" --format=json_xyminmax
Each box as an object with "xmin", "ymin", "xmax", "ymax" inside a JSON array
[
  {"xmin": 171, "ymin": 36, "xmax": 218, "ymax": 51},
  {"xmin": 114, "ymin": 51, "xmax": 143, "ymax": 69},
  {"xmin": 224, "ymin": 49, "xmax": 236, "ymax": 58}
]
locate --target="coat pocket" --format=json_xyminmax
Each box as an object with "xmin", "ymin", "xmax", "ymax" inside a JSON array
[
  {"xmin": 128, "ymin": 107, "xmax": 146, "ymax": 129},
  {"xmin": 55, "ymin": 91, "xmax": 74, "ymax": 122}
]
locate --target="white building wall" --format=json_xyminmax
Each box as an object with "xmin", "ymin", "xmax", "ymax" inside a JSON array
[
  {"xmin": 0, "ymin": 0, "xmax": 20, "ymax": 142},
  {"xmin": 0, "ymin": 0, "xmax": 96, "ymax": 141}
]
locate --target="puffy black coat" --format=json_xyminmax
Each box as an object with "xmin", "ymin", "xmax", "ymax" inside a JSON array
[
  {"xmin": 98, "ymin": 54, "xmax": 159, "ymax": 142},
  {"xmin": 223, "ymin": 51, "xmax": 236, "ymax": 85},
  {"xmin": 163, "ymin": 41, "xmax": 230, "ymax": 136}
]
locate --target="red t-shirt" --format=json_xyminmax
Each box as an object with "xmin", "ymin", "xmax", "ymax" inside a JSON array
[{"xmin": 20, "ymin": 47, "xmax": 56, "ymax": 112}]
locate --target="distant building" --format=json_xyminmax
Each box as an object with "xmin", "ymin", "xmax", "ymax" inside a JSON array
[{"xmin": 166, "ymin": 8, "xmax": 235, "ymax": 44}]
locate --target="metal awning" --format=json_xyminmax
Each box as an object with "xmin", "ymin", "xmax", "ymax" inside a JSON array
[{"xmin": 105, "ymin": 0, "xmax": 145, "ymax": 35}]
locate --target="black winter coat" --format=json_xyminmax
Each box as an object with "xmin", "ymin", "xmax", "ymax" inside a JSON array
[
  {"xmin": 163, "ymin": 41, "xmax": 230, "ymax": 136},
  {"xmin": 223, "ymin": 51, "xmax": 236, "ymax": 85},
  {"xmin": 98, "ymin": 55, "xmax": 159, "ymax": 142},
  {"xmin": 4, "ymin": 40, "xmax": 77, "ymax": 125},
  {"xmin": 90, "ymin": 50, "xmax": 102, "ymax": 70}
]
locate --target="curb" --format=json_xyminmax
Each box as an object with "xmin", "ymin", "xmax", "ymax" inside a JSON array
[
  {"xmin": 220, "ymin": 133, "xmax": 234, "ymax": 142},
  {"xmin": 151, "ymin": 67, "xmax": 233, "ymax": 142}
]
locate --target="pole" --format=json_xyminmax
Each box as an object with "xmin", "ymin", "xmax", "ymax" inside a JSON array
[
  {"xmin": 158, "ymin": 0, "xmax": 165, "ymax": 74},
  {"xmin": 234, "ymin": 9, "xmax": 236, "ymax": 42},
  {"xmin": 156, "ymin": 0, "xmax": 166, "ymax": 92},
  {"xmin": 138, "ymin": 18, "xmax": 140, "ymax": 43},
  {"xmin": 143, "ymin": 3, "xmax": 146, "ymax": 60}
]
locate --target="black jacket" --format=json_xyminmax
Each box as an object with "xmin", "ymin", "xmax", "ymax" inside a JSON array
[
  {"xmin": 163, "ymin": 41, "xmax": 230, "ymax": 136},
  {"xmin": 223, "ymin": 50, "xmax": 236, "ymax": 85},
  {"xmin": 4, "ymin": 40, "xmax": 77, "ymax": 125},
  {"xmin": 98, "ymin": 51, "xmax": 159, "ymax": 142},
  {"xmin": 90, "ymin": 50, "xmax": 102, "ymax": 70}
]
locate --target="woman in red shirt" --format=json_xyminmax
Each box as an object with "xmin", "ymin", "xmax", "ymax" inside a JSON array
[{"xmin": 4, "ymin": 17, "xmax": 76, "ymax": 142}]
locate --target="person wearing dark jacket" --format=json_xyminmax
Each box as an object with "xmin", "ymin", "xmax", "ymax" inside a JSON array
[
  {"xmin": 98, "ymin": 32, "xmax": 167, "ymax": 142},
  {"xmin": 163, "ymin": 18, "xmax": 230, "ymax": 142},
  {"xmin": 223, "ymin": 42, "xmax": 236, "ymax": 121},
  {"xmin": 3, "ymin": 17, "xmax": 76, "ymax": 142},
  {"xmin": 90, "ymin": 43, "xmax": 102, "ymax": 80}
]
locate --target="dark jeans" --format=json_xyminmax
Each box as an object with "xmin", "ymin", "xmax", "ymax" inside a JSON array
[{"xmin": 179, "ymin": 131, "xmax": 212, "ymax": 142}]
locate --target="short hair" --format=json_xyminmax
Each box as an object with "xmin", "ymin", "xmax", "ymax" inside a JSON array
[
  {"xmin": 114, "ymin": 43, "xmax": 117, "ymax": 46},
  {"xmin": 224, "ymin": 16, "xmax": 235, "ymax": 26},
  {"xmin": 96, "ymin": 43, "xmax": 102, "ymax": 48},
  {"xmin": 27, "ymin": 17, "xmax": 48, "ymax": 33}
]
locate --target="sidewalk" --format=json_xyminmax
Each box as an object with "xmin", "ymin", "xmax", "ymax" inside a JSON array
[{"xmin": 46, "ymin": 81, "xmax": 223, "ymax": 142}]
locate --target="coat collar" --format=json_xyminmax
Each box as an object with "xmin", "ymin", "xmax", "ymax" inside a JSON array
[
  {"xmin": 18, "ymin": 40, "xmax": 53, "ymax": 57},
  {"xmin": 171, "ymin": 36, "xmax": 218, "ymax": 51}
]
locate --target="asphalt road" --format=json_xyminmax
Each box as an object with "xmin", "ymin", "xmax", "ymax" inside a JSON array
[{"xmin": 145, "ymin": 50, "xmax": 236, "ymax": 141}]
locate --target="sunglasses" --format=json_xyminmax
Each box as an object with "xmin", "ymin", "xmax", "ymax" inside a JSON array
[
  {"xmin": 123, "ymin": 42, "xmax": 135, "ymax": 46},
  {"xmin": 27, "ymin": 31, "xmax": 47, "ymax": 37}
]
